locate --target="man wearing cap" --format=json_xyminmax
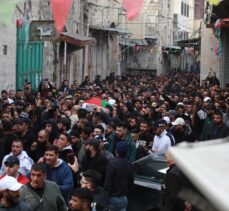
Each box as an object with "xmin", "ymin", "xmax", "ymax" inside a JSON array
[
  {"xmin": 0, "ymin": 139, "xmax": 34, "ymax": 176},
  {"xmin": 171, "ymin": 118, "xmax": 194, "ymax": 144},
  {"xmin": 0, "ymin": 176, "xmax": 32, "ymax": 210},
  {"xmin": 104, "ymin": 141, "xmax": 134, "ymax": 211},
  {"xmin": 0, "ymin": 156, "xmax": 29, "ymax": 185},
  {"xmin": 199, "ymin": 104, "xmax": 215, "ymax": 141},
  {"xmin": 79, "ymin": 138, "xmax": 108, "ymax": 180},
  {"xmin": 16, "ymin": 117, "xmax": 36, "ymax": 151},
  {"xmin": 150, "ymin": 120, "xmax": 171, "ymax": 156}
]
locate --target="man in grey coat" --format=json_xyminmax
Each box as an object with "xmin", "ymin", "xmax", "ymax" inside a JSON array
[{"xmin": 20, "ymin": 163, "xmax": 67, "ymax": 211}]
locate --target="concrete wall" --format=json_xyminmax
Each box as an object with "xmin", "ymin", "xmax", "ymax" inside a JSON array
[
  {"xmin": 200, "ymin": 23, "xmax": 220, "ymax": 81},
  {"xmin": 0, "ymin": 2, "xmax": 25, "ymax": 91},
  {"xmin": 0, "ymin": 22, "xmax": 17, "ymax": 90},
  {"xmin": 88, "ymin": 29, "xmax": 121, "ymax": 81}
]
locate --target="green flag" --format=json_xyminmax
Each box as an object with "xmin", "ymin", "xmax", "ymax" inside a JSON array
[{"xmin": 0, "ymin": 0, "xmax": 22, "ymax": 26}]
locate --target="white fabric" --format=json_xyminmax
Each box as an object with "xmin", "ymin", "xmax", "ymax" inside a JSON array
[
  {"xmin": 151, "ymin": 130, "xmax": 171, "ymax": 155},
  {"xmin": 0, "ymin": 175, "xmax": 22, "ymax": 191},
  {"xmin": 0, "ymin": 151, "xmax": 34, "ymax": 176}
]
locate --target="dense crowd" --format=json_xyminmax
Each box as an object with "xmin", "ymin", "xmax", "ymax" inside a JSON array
[{"xmin": 0, "ymin": 71, "xmax": 228, "ymax": 211}]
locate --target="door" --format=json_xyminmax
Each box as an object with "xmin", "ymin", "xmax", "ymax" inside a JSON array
[{"xmin": 16, "ymin": 22, "xmax": 44, "ymax": 90}]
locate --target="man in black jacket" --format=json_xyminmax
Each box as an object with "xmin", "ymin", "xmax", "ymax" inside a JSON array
[
  {"xmin": 207, "ymin": 111, "xmax": 229, "ymax": 140},
  {"xmin": 80, "ymin": 170, "xmax": 108, "ymax": 211},
  {"xmin": 104, "ymin": 141, "xmax": 134, "ymax": 211},
  {"xmin": 160, "ymin": 153, "xmax": 191, "ymax": 211},
  {"xmin": 80, "ymin": 139, "xmax": 108, "ymax": 181}
]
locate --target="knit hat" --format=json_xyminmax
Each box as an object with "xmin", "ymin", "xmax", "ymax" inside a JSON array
[{"xmin": 116, "ymin": 141, "xmax": 128, "ymax": 157}]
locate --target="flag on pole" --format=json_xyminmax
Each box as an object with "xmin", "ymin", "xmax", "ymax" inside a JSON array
[
  {"xmin": 123, "ymin": 0, "xmax": 144, "ymax": 20},
  {"xmin": 51, "ymin": 0, "xmax": 73, "ymax": 33},
  {"xmin": 0, "ymin": 0, "xmax": 22, "ymax": 26}
]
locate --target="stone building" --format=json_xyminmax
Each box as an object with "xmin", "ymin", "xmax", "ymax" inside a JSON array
[{"xmin": 0, "ymin": 0, "xmax": 126, "ymax": 90}]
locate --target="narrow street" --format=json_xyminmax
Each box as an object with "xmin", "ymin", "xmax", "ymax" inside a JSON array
[{"xmin": 0, "ymin": 1, "xmax": 229, "ymax": 211}]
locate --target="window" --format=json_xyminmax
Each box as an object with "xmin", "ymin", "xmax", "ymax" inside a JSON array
[
  {"xmin": 133, "ymin": 156, "xmax": 168, "ymax": 183},
  {"xmin": 181, "ymin": 2, "xmax": 183, "ymax": 15},
  {"xmin": 187, "ymin": 5, "xmax": 189, "ymax": 17},
  {"xmin": 184, "ymin": 3, "xmax": 186, "ymax": 16}
]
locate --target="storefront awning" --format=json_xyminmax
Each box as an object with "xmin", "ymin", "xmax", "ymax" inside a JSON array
[
  {"xmin": 129, "ymin": 39, "xmax": 148, "ymax": 46},
  {"xmin": 58, "ymin": 33, "xmax": 96, "ymax": 47},
  {"xmin": 162, "ymin": 45, "xmax": 181, "ymax": 54},
  {"xmin": 176, "ymin": 38, "xmax": 200, "ymax": 48},
  {"xmin": 119, "ymin": 41, "xmax": 135, "ymax": 46},
  {"xmin": 90, "ymin": 26, "xmax": 132, "ymax": 35}
]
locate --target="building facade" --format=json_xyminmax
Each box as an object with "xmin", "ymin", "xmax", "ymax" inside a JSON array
[{"xmin": 0, "ymin": 0, "xmax": 126, "ymax": 90}]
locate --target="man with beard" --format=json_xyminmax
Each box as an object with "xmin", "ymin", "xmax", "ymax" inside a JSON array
[
  {"xmin": 138, "ymin": 120, "xmax": 154, "ymax": 158},
  {"xmin": 108, "ymin": 122, "xmax": 136, "ymax": 162},
  {"xmin": 43, "ymin": 145, "xmax": 74, "ymax": 204},
  {"xmin": 0, "ymin": 139, "xmax": 34, "ymax": 176},
  {"xmin": 20, "ymin": 163, "xmax": 67, "ymax": 211},
  {"xmin": 16, "ymin": 118, "xmax": 36, "ymax": 151},
  {"xmin": 199, "ymin": 104, "xmax": 215, "ymax": 141},
  {"xmin": 171, "ymin": 118, "xmax": 195, "ymax": 144},
  {"xmin": 69, "ymin": 188, "xmax": 93, "ymax": 211},
  {"xmin": 0, "ymin": 175, "xmax": 32, "ymax": 210},
  {"xmin": 79, "ymin": 139, "xmax": 107, "ymax": 181},
  {"xmin": 206, "ymin": 111, "xmax": 229, "ymax": 140},
  {"xmin": 57, "ymin": 117, "xmax": 71, "ymax": 133},
  {"xmin": 150, "ymin": 120, "xmax": 171, "ymax": 156},
  {"xmin": 44, "ymin": 119, "xmax": 59, "ymax": 144},
  {"xmin": 29, "ymin": 129, "xmax": 51, "ymax": 162}
]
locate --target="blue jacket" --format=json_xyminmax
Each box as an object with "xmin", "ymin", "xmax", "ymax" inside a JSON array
[{"xmin": 45, "ymin": 159, "xmax": 74, "ymax": 204}]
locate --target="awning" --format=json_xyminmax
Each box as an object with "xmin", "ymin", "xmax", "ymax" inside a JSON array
[
  {"xmin": 144, "ymin": 35, "xmax": 157, "ymax": 40},
  {"xmin": 129, "ymin": 39, "xmax": 148, "ymax": 46},
  {"xmin": 176, "ymin": 38, "xmax": 201, "ymax": 48},
  {"xmin": 90, "ymin": 26, "xmax": 132, "ymax": 35},
  {"xmin": 162, "ymin": 45, "xmax": 181, "ymax": 54},
  {"xmin": 119, "ymin": 41, "xmax": 135, "ymax": 46},
  {"xmin": 58, "ymin": 33, "xmax": 96, "ymax": 47}
]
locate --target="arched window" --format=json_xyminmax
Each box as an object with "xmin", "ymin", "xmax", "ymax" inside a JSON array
[{"xmin": 181, "ymin": 2, "xmax": 183, "ymax": 15}]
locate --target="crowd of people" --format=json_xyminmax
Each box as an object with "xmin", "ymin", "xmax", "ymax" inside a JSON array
[{"xmin": 0, "ymin": 71, "xmax": 228, "ymax": 211}]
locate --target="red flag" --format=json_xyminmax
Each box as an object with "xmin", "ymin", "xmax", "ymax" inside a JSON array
[
  {"xmin": 123, "ymin": 0, "xmax": 144, "ymax": 20},
  {"xmin": 85, "ymin": 97, "xmax": 102, "ymax": 107},
  {"xmin": 51, "ymin": 0, "xmax": 73, "ymax": 33}
]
